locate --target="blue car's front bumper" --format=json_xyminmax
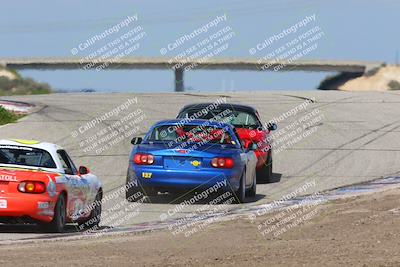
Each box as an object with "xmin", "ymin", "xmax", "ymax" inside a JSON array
[{"xmin": 128, "ymin": 164, "xmax": 241, "ymax": 192}]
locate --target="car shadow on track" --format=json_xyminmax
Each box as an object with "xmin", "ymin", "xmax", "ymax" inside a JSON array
[
  {"xmin": 257, "ymin": 172, "xmax": 282, "ymax": 184},
  {"xmin": 139, "ymin": 190, "xmax": 267, "ymax": 205},
  {"xmin": 0, "ymin": 224, "xmax": 110, "ymax": 234},
  {"xmin": 139, "ymin": 172, "xmax": 282, "ymax": 204},
  {"xmin": 0, "ymin": 224, "xmax": 78, "ymax": 234},
  {"xmin": 270, "ymin": 173, "xmax": 282, "ymax": 183}
]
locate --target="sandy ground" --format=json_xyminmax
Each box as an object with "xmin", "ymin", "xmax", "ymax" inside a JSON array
[
  {"xmin": 0, "ymin": 68, "xmax": 17, "ymax": 80},
  {"xmin": 0, "ymin": 187, "xmax": 399, "ymax": 267},
  {"xmin": 340, "ymin": 65, "xmax": 400, "ymax": 91}
]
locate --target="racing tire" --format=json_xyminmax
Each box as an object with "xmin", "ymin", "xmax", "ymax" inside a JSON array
[
  {"xmin": 126, "ymin": 181, "xmax": 144, "ymax": 202},
  {"xmin": 246, "ymin": 171, "xmax": 257, "ymax": 198},
  {"xmin": 126, "ymin": 169, "xmax": 143, "ymax": 202},
  {"xmin": 47, "ymin": 194, "xmax": 66, "ymax": 233},
  {"xmin": 78, "ymin": 191, "xmax": 102, "ymax": 231},
  {"xmin": 256, "ymin": 155, "xmax": 273, "ymax": 184},
  {"xmin": 235, "ymin": 172, "xmax": 246, "ymax": 204}
]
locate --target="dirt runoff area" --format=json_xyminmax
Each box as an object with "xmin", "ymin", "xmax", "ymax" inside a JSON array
[{"xmin": 1, "ymin": 188, "xmax": 400, "ymax": 267}]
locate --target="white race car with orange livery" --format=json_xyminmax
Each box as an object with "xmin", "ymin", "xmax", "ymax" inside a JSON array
[{"xmin": 0, "ymin": 139, "xmax": 102, "ymax": 232}]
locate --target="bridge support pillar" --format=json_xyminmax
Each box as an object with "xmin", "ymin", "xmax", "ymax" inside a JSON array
[{"xmin": 175, "ymin": 68, "xmax": 184, "ymax": 92}]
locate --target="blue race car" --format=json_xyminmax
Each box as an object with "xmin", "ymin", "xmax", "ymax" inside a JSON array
[{"xmin": 125, "ymin": 119, "xmax": 258, "ymax": 203}]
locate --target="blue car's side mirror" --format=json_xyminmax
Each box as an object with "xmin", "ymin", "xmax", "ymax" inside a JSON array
[{"xmin": 131, "ymin": 137, "xmax": 142, "ymax": 145}]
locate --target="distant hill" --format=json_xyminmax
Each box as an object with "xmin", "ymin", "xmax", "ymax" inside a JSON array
[
  {"xmin": 0, "ymin": 66, "xmax": 52, "ymax": 95},
  {"xmin": 339, "ymin": 66, "xmax": 400, "ymax": 91},
  {"xmin": 318, "ymin": 65, "xmax": 400, "ymax": 91}
]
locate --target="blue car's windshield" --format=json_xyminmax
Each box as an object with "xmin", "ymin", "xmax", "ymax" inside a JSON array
[{"xmin": 147, "ymin": 125, "xmax": 237, "ymax": 145}]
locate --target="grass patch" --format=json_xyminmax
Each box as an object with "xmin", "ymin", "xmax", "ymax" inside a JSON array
[
  {"xmin": 0, "ymin": 106, "xmax": 21, "ymax": 125},
  {"xmin": 0, "ymin": 66, "xmax": 52, "ymax": 96},
  {"xmin": 0, "ymin": 76, "xmax": 52, "ymax": 96}
]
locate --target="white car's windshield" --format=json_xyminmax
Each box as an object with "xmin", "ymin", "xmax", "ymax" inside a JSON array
[{"xmin": 0, "ymin": 145, "xmax": 56, "ymax": 168}]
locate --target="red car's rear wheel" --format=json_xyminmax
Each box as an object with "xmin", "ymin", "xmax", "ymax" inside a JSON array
[
  {"xmin": 46, "ymin": 194, "xmax": 66, "ymax": 233},
  {"xmin": 256, "ymin": 155, "xmax": 272, "ymax": 184}
]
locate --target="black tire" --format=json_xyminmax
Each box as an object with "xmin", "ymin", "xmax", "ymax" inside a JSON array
[
  {"xmin": 126, "ymin": 183, "xmax": 143, "ymax": 202},
  {"xmin": 246, "ymin": 171, "xmax": 257, "ymax": 197},
  {"xmin": 235, "ymin": 172, "xmax": 246, "ymax": 204},
  {"xmin": 78, "ymin": 191, "xmax": 102, "ymax": 231},
  {"xmin": 126, "ymin": 168, "xmax": 142, "ymax": 202},
  {"xmin": 256, "ymin": 155, "xmax": 273, "ymax": 184},
  {"xmin": 48, "ymin": 194, "xmax": 66, "ymax": 233}
]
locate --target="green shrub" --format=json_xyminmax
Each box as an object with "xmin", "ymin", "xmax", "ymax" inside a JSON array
[
  {"xmin": 388, "ymin": 80, "xmax": 400, "ymax": 90},
  {"xmin": 0, "ymin": 70, "xmax": 51, "ymax": 96},
  {"xmin": 0, "ymin": 106, "xmax": 19, "ymax": 125}
]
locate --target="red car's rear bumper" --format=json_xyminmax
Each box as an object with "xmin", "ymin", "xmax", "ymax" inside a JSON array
[{"xmin": 0, "ymin": 194, "xmax": 55, "ymax": 223}]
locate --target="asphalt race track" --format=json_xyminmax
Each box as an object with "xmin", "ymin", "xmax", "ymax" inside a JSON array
[{"xmin": 1, "ymin": 91, "xmax": 400, "ymax": 242}]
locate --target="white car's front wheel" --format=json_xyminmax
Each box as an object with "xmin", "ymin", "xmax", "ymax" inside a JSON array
[{"xmin": 78, "ymin": 191, "xmax": 102, "ymax": 231}]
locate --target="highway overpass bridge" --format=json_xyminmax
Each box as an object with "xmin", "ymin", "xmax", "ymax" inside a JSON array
[{"xmin": 0, "ymin": 57, "xmax": 383, "ymax": 92}]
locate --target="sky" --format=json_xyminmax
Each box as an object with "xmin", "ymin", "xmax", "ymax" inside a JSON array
[{"xmin": 0, "ymin": 0, "xmax": 398, "ymax": 92}]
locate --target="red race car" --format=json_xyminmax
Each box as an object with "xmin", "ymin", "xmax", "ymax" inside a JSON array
[
  {"xmin": 177, "ymin": 103, "xmax": 277, "ymax": 183},
  {"xmin": 0, "ymin": 139, "xmax": 103, "ymax": 232}
]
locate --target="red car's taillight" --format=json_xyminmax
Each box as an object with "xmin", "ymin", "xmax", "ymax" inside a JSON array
[
  {"xmin": 18, "ymin": 181, "xmax": 46, "ymax": 194},
  {"xmin": 211, "ymin": 157, "xmax": 234, "ymax": 169},
  {"xmin": 133, "ymin": 153, "xmax": 154, "ymax": 165}
]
